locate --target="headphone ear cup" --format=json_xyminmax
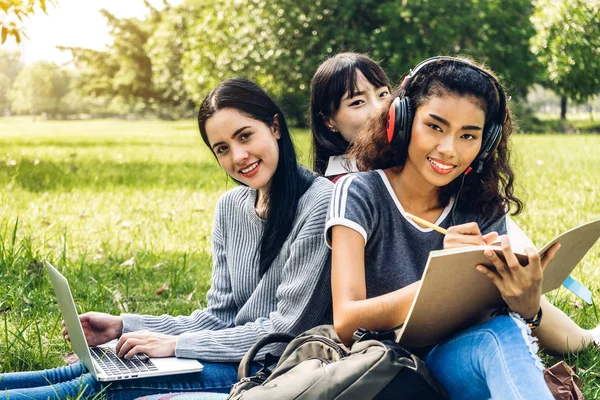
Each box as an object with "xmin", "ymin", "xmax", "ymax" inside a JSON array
[
  {"xmin": 386, "ymin": 97, "xmax": 401, "ymax": 143},
  {"xmin": 471, "ymin": 123, "xmax": 502, "ymax": 174},
  {"xmin": 401, "ymin": 97, "xmax": 414, "ymax": 149},
  {"xmin": 387, "ymin": 96, "xmax": 413, "ymax": 150}
]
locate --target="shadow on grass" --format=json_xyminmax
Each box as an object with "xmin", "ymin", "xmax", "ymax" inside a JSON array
[{"xmin": 0, "ymin": 159, "xmax": 229, "ymax": 192}]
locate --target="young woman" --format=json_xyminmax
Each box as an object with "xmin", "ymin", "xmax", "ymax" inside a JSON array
[
  {"xmin": 310, "ymin": 52, "xmax": 391, "ymax": 181},
  {"xmin": 312, "ymin": 52, "xmax": 599, "ymax": 357},
  {"xmin": 0, "ymin": 79, "xmax": 333, "ymax": 400},
  {"xmin": 326, "ymin": 56, "xmax": 586, "ymax": 399}
]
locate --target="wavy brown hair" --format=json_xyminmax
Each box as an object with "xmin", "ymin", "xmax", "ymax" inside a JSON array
[{"xmin": 349, "ymin": 57, "xmax": 523, "ymax": 218}]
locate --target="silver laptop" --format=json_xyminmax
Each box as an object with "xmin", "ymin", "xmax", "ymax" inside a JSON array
[{"xmin": 45, "ymin": 260, "xmax": 203, "ymax": 381}]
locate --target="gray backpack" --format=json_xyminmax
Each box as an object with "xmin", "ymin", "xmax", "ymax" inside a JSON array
[{"xmin": 227, "ymin": 325, "xmax": 449, "ymax": 400}]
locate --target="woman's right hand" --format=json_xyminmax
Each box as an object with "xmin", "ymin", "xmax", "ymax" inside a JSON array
[
  {"xmin": 476, "ymin": 236, "xmax": 560, "ymax": 320},
  {"xmin": 444, "ymin": 222, "xmax": 498, "ymax": 249},
  {"xmin": 62, "ymin": 312, "xmax": 123, "ymax": 346}
]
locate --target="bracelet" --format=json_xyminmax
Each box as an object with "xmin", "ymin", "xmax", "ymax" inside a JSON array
[
  {"xmin": 522, "ymin": 307, "xmax": 543, "ymax": 332},
  {"xmin": 495, "ymin": 306, "xmax": 543, "ymax": 332}
]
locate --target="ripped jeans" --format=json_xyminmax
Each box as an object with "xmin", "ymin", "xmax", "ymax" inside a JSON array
[{"xmin": 424, "ymin": 314, "xmax": 553, "ymax": 400}]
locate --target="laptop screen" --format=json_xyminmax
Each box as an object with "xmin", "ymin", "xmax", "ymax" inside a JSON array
[{"xmin": 45, "ymin": 261, "xmax": 96, "ymax": 374}]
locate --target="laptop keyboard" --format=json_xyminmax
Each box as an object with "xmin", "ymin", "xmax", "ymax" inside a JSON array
[{"xmin": 91, "ymin": 347, "xmax": 158, "ymax": 376}]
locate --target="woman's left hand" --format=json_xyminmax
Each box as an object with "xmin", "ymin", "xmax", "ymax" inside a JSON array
[
  {"xmin": 115, "ymin": 330, "xmax": 178, "ymax": 359},
  {"xmin": 476, "ymin": 235, "xmax": 561, "ymax": 320}
]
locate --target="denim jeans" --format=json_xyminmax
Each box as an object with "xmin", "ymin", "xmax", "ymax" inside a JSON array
[
  {"xmin": 0, "ymin": 360, "xmax": 258, "ymax": 400},
  {"xmin": 424, "ymin": 315, "xmax": 553, "ymax": 400}
]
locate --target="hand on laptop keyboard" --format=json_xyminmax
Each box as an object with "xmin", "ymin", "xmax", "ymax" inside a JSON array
[{"xmin": 116, "ymin": 331, "xmax": 178, "ymax": 359}]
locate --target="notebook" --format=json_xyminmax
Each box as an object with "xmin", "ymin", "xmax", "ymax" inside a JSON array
[
  {"xmin": 45, "ymin": 261, "xmax": 203, "ymax": 381},
  {"xmin": 395, "ymin": 217, "xmax": 600, "ymax": 349}
]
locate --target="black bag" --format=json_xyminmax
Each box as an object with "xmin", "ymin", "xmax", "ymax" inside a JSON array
[{"xmin": 227, "ymin": 325, "xmax": 449, "ymax": 400}]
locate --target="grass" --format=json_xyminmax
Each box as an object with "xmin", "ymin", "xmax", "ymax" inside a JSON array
[{"xmin": 0, "ymin": 117, "xmax": 599, "ymax": 396}]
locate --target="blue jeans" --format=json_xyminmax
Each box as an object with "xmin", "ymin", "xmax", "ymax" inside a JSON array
[
  {"xmin": 424, "ymin": 315, "xmax": 553, "ymax": 400},
  {"xmin": 0, "ymin": 361, "xmax": 257, "ymax": 399}
]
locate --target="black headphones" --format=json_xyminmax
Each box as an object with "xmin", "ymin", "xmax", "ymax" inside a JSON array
[{"xmin": 386, "ymin": 56, "xmax": 507, "ymax": 175}]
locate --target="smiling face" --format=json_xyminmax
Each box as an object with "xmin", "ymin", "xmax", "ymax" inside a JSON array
[
  {"xmin": 403, "ymin": 93, "xmax": 485, "ymax": 189},
  {"xmin": 326, "ymin": 70, "xmax": 390, "ymax": 143},
  {"xmin": 205, "ymin": 108, "xmax": 280, "ymax": 191}
]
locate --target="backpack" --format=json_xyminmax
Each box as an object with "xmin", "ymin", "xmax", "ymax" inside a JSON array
[{"xmin": 227, "ymin": 325, "xmax": 449, "ymax": 400}]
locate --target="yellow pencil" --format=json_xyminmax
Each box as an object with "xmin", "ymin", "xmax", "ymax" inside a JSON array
[{"xmin": 405, "ymin": 212, "xmax": 448, "ymax": 235}]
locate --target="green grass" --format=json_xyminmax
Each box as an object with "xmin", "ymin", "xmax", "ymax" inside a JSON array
[{"xmin": 1, "ymin": 117, "xmax": 599, "ymax": 396}]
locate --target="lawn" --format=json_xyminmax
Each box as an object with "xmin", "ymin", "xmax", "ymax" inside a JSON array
[{"xmin": 1, "ymin": 117, "xmax": 599, "ymax": 396}]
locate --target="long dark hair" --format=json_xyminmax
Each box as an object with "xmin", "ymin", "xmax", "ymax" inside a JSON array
[
  {"xmin": 350, "ymin": 57, "xmax": 523, "ymax": 218},
  {"xmin": 310, "ymin": 52, "xmax": 390, "ymax": 175},
  {"xmin": 198, "ymin": 78, "xmax": 315, "ymax": 276}
]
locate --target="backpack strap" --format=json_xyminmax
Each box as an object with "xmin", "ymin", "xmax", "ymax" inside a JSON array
[
  {"xmin": 352, "ymin": 325, "xmax": 401, "ymax": 342},
  {"xmin": 238, "ymin": 332, "xmax": 296, "ymax": 380}
]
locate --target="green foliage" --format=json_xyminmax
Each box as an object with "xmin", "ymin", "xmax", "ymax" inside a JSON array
[
  {"xmin": 376, "ymin": 0, "xmax": 539, "ymax": 97},
  {"xmin": 6, "ymin": 0, "xmax": 597, "ymax": 122},
  {"xmin": 179, "ymin": 0, "xmax": 539, "ymax": 125},
  {"xmin": 0, "ymin": 48, "xmax": 23, "ymax": 111},
  {"xmin": 102, "ymin": 10, "xmax": 154, "ymax": 105},
  {"xmin": 61, "ymin": 10, "xmax": 155, "ymax": 114},
  {"xmin": 0, "ymin": 48, "xmax": 22, "ymax": 80},
  {"xmin": 532, "ymin": 0, "xmax": 600, "ymax": 103},
  {"xmin": 8, "ymin": 61, "xmax": 70, "ymax": 117},
  {"xmin": 179, "ymin": 1, "xmax": 267, "ymax": 105},
  {"xmin": 146, "ymin": 7, "xmax": 195, "ymax": 118}
]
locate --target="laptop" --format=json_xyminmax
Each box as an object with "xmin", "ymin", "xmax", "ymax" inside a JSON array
[{"xmin": 45, "ymin": 260, "xmax": 203, "ymax": 381}]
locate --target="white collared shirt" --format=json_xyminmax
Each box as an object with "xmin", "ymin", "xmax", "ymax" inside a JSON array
[{"xmin": 324, "ymin": 155, "xmax": 358, "ymax": 177}]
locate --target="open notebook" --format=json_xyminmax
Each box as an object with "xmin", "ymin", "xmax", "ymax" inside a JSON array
[{"xmin": 395, "ymin": 218, "xmax": 600, "ymax": 348}]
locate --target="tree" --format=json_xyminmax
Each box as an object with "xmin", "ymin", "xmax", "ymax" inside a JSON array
[
  {"xmin": 180, "ymin": 0, "xmax": 539, "ymax": 125},
  {"xmin": 101, "ymin": 10, "xmax": 154, "ymax": 106},
  {"xmin": 371, "ymin": 0, "xmax": 539, "ymax": 98},
  {"xmin": 9, "ymin": 61, "xmax": 70, "ymax": 117},
  {"xmin": 146, "ymin": 5, "xmax": 194, "ymax": 118},
  {"xmin": 532, "ymin": 0, "xmax": 600, "ymax": 119},
  {"xmin": 0, "ymin": 48, "xmax": 23, "ymax": 112},
  {"xmin": 1, "ymin": 0, "xmax": 55, "ymax": 44},
  {"xmin": 61, "ymin": 9, "xmax": 155, "ymax": 114}
]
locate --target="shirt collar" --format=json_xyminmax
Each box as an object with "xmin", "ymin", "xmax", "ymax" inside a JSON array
[{"xmin": 324, "ymin": 155, "xmax": 358, "ymax": 177}]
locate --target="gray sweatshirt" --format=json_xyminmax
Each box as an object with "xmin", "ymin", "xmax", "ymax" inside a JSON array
[{"xmin": 122, "ymin": 176, "xmax": 333, "ymax": 361}]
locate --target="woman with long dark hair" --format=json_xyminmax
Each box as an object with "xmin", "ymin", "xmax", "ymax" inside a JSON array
[
  {"xmin": 310, "ymin": 52, "xmax": 391, "ymax": 180},
  {"xmin": 0, "ymin": 78, "xmax": 333, "ymax": 399}
]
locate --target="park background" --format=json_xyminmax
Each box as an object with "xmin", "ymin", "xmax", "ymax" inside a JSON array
[{"xmin": 1, "ymin": 0, "xmax": 600, "ymax": 398}]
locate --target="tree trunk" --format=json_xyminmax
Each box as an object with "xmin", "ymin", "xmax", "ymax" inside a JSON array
[{"xmin": 560, "ymin": 95, "xmax": 567, "ymax": 120}]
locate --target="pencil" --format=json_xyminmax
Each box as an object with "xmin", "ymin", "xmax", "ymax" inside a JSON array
[{"xmin": 405, "ymin": 212, "xmax": 448, "ymax": 235}]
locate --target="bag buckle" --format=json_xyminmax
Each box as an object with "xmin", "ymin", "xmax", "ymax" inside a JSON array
[
  {"xmin": 353, "ymin": 326, "xmax": 401, "ymax": 342},
  {"xmin": 352, "ymin": 328, "xmax": 372, "ymax": 342}
]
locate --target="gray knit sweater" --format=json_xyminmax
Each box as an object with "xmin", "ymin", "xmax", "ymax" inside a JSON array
[{"xmin": 122, "ymin": 176, "xmax": 333, "ymax": 362}]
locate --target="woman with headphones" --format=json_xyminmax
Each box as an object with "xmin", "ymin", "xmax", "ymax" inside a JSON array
[
  {"xmin": 327, "ymin": 56, "xmax": 558, "ymax": 399},
  {"xmin": 310, "ymin": 52, "xmax": 599, "ymax": 357}
]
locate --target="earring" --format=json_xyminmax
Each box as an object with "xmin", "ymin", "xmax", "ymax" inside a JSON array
[{"xmin": 329, "ymin": 127, "xmax": 338, "ymax": 132}]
